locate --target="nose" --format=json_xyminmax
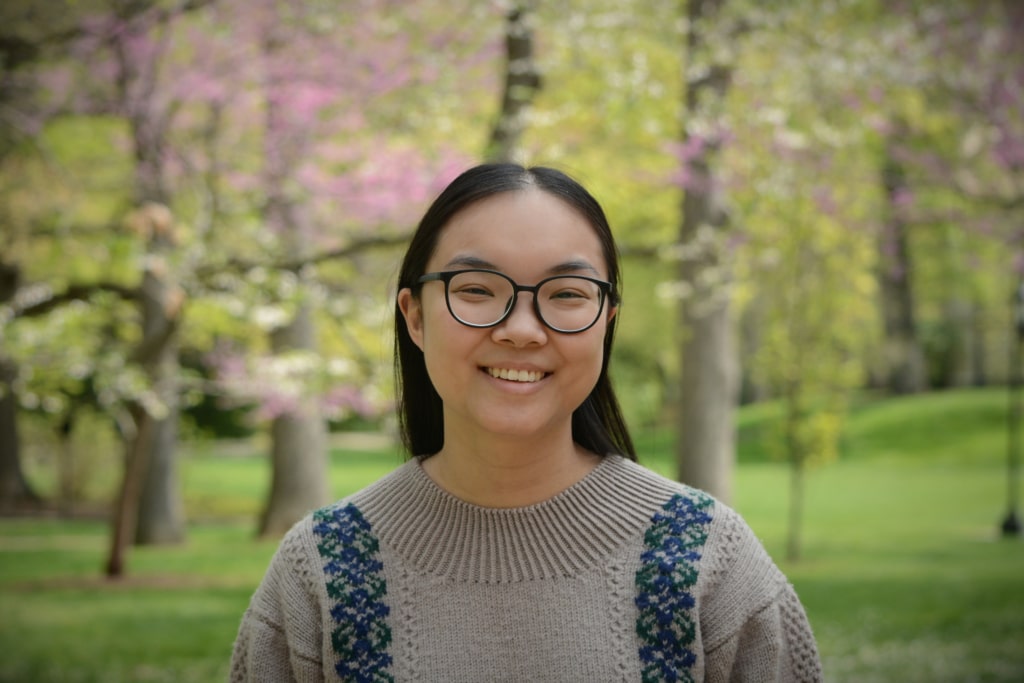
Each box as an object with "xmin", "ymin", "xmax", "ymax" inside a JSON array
[{"xmin": 492, "ymin": 292, "xmax": 548, "ymax": 346}]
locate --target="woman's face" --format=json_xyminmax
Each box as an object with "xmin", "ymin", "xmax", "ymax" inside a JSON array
[{"xmin": 398, "ymin": 188, "xmax": 616, "ymax": 447}]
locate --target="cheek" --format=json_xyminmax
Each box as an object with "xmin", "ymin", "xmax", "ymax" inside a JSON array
[
  {"xmin": 420, "ymin": 297, "xmax": 458, "ymax": 347},
  {"xmin": 566, "ymin": 332, "xmax": 608, "ymax": 379},
  {"xmin": 420, "ymin": 301, "xmax": 482, "ymax": 374}
]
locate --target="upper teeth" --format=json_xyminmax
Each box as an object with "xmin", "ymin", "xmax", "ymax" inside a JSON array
[{"xmin": 487, "ymin": 368, "xmax": 545, "ymax": 383}]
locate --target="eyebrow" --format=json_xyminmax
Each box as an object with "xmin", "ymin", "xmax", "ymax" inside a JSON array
[
  {"xmin": 443, "ymin": 255, "xmax": 498, "ymax": 270},
  {"xmin": 441, "ymin": 254, "xmax": 602, "ymax": 277}
]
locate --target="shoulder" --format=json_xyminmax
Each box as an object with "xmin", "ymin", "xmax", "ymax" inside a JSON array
[
  {"xmin": 693, "ymin": 499, "xmax": 793, "ymax": 651},
  {"xmin": 619, "ymin": 460, "xmax": 783, "ymax": 595},
  {"xmin": 687, "ymin": 502, "xmax": 823, "ymax": 680},
  {"xmin": 698, "ymin": 499, "xmax": 787, "ymax": 596},
  {"xmin": 305, "ymin": 463, "xmax": 422, "ymax": 580},
  {"xmin": 621, "ymin": 462, "xmax": 789, "ymax": 633},
  {"xmin": 308, "ymin": 500, "xmax": 385, "ymax": 585},
  {"xmin": 265, "ymin": 461, "xmax": 408, "ymax": 585}
]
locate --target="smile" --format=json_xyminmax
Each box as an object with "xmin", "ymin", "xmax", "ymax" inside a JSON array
[{"xmin": 485, "ymin": 367, "xmax": 548, "ymax": 383}]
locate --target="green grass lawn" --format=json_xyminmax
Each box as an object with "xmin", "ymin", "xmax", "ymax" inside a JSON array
[{"xmin": 1, "ymin": 387, "xmax": 1022, "ymax": 682}]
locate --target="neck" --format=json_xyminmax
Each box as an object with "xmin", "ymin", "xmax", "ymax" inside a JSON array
[{"xmin": 422, "ymin": 430, "xmax": 601, "ymax": 508}]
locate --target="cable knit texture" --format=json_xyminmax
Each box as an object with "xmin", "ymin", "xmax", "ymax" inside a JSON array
[{"xmin": 230, "ymin": 455, "xmax": 823, "ymax": 682}]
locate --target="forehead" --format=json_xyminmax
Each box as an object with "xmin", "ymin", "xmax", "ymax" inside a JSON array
[{"xmin": 429, "ymin": 189, "xmax": 609, "ymax": 277}]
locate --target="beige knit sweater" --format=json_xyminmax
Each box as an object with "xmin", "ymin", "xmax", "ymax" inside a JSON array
[{"xmin": 230, "ymin": 455, "xmax": 822, "ymax": 682}]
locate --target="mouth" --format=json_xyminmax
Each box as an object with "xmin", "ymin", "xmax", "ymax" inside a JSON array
[{"xmin": 484, "ymin": 367, "xmax": 548, "ymax": 383}]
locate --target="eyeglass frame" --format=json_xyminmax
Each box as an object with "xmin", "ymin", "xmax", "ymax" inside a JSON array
[{"xmin": 416, "ymin": 269, "xmax": 615, "ymax": 334}]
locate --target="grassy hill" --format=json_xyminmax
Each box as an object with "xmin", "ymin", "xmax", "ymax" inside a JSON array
[{"xmin": 1, "ymin": 387, "xmax": 1021, "ymax": 682}]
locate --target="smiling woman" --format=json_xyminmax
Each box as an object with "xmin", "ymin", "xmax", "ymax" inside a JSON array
[
  {"xmin": 398, "ymin": 186, "xmax": 619, "ymax": 486},
  {"xmin": 229, "ymin": 164, "xmax": 824, "ymax": 682}
]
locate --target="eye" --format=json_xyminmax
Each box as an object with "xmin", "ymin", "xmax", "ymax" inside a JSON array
[
  {"xmin": 550, "ymin": 288, "xmax": 588, "ymax": 300},
  {"xmin": 543, "ymin": 278, "xmax": 600, "ymax": 304},
  {"xmin": 454, "ymin": 284, "xmax": 494, "ymax": 298},
  {"xmin": 449, "ymin": 274, "xmax": 502, "ymax": 299},
  {"xmin": 448, "ymin": 271, "xmax": 513, "ymax": 301}
]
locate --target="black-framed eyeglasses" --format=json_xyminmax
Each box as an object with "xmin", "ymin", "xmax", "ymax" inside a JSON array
[{"xmin": 417, "ymin": 269, "xmax": 613, "ymax": 334}]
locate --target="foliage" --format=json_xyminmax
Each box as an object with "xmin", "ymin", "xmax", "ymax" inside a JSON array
[
  {"xmin": 1, "ymin": 0, "xmax": 491, "ymax": 435},
  {"xmin": 871, "ymin": 2, "xmax": 1021, "ymax": 386},
  {"xmin": 2, "ymin": 0, "xmax": 1023, "ymax": 535}
]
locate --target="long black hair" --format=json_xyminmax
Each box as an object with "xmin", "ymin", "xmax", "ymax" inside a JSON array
[{"xmin": 394, "ymin": 163, "xmax": 636, "ymax": 461}]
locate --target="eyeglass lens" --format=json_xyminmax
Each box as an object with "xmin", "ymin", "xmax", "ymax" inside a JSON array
[{"xmin": 445, "ymin": 270, "xmax": 604, "ymax": 332}]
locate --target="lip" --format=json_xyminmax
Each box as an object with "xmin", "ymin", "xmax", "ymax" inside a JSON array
[{"xmin": 480, "ymin": 365, "xmax": 550, "ymax": 384}]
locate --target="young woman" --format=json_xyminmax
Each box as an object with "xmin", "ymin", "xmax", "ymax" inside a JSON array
[{"xmin": 231, "ymin": 164, "xmax": 823, "ymax": 682}]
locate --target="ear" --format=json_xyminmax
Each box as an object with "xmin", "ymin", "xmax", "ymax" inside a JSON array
[
  {"xmin": 398, "ymin": 288, "xmax": 425, "ymax": 351},
  {"xmin": 607, "ymin": 304, "xmax": 618, "ymax": 325}
]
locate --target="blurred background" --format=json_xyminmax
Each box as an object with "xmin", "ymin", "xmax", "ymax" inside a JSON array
[{"xmin": 1, "ymin": 1, "xmax": 1022, "ymax": 681}]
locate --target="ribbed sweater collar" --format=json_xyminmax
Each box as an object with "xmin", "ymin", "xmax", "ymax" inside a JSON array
[{"xmin": 348, "ymin": 455, "xmax": 681, "ymax": 583}]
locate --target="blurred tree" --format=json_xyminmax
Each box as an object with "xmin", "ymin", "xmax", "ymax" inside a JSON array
[
  {"xmin": 0, "ymin": 261, "xmax": 41, "ymax": 511},
  {"xmin": 878, "ymin": 117, "xmax": 928, "ymax": 394},
  {"xmin": 250, "ymin": 3, "xmax": 331, "ymax": 536},
  {"xmin": 673, "ymin": 0, "xmax": 744, "ymax": 502},
  {"xmin": 485, "ymin": 0, "xmax": 541, "ymax": 163},
  {"xmin": 0, "ymin": 0, "xmax": 131, "ymax": 157},
  {"xmin": 224, "ymin": 0, "xmax": 489, "ymax": 535},
  {"xmin": 910, "ymin": 1, "xmax": 1024, "ymax": 387},
  {"xmin": 0, "ymin": 2, "xmax": 186, "ymax": 529},
  {"xmin": 720, "ymin": 0, "xmax": 886, "ymax": 558},
  {"xmin": 117, "ymin": 19, "xmax": 190, "ymax": 548},
  {"xmin": 744, "ymin": 131, "xmax": 876, "ymax": 562},
  {"xmin": 4, "ymin": 0, "xmax": 1020, "ymax": 561},
  {"xmin": 1, "ymin": 0, "xmax": 487, "ymax": 543},
  {"xmin": 0, "ymin": 0, "xmax": 140, "ymax": 512},
  {"xmin": 97, "ymin": 2, "xmax": 215, "ymax": 572}
]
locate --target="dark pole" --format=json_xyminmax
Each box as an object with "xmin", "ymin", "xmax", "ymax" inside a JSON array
[{"xmin": 1001, "ymin": 280, "xmax": 1024, "ymax": 537}]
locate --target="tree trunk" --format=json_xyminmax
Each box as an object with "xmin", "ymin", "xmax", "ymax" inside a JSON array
[
  {"xmin": 56, "ymin": 415, "xmax": 75, "ymax": 517},
  {"xmin": 0, "ymin": 356, "xmax": 42, "ymax": 513},
  {"xmin": 738, "ymin": 296, "xmax": 768, "ymax": 405},
  {"xmin": 101, "ymin": 209, "xmax": 186, "ymax": 566},
  {"xmin": 133, "ymin": 300, "xmax": 184, "ymax": 545},
  {"xmin": 878, "ymin": 124, "xmax": 927, "ymax": 394},
  {"xmin": 674, "ymin": 0, "xmax": 737, "ymax": 502},
  {"xmin": 678, "ymin": 302, "xmax": 737, "ymax": 501},
  {"xmin": 130, "ymin": 229, "xmax": 186, "ymax": 545},
  {"xmin": 943, "ymin": 297, "xmax": 986, "ymax": 387},
  {"xmin": 107, "ymin": 407, "xmax": 153, "ymax": 577},
  {"xmin": 105, "ymin": 205, "xmax": 186, "ymax": 569},
  {"xmin": 258, "ymin": 303, "xmax": 330, "ymax": 537},
  {"xmin": 485, "ymin": 1, "xmax": 541, "ymax": 163},
  {"xmin": 105, "ymin": 17, "xmax": 187, "ymax": 548},
  {"xmin": 128, "ymin": 214, "xmax": 186, "ymax": 545},
  {"xmin": 256, "ymin": 24, "xmax": 331, "ymax": 537},
  {"xmin": 0, "ymin": 261, "xmax": 42, "ymax": 512}
]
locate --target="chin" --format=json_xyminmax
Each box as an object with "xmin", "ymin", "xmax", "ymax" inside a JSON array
[{"xmin": 477, "ymin": 415, "xmax": 566, "ymax": 441}]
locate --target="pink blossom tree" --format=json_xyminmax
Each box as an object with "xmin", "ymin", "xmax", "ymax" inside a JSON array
[
  {"xmin": 1, "ymin": 0, "xmax": 491, "ymax": 566},
  {"xmin": 196, "ymin": 0, "xmax": 482, "ymax": 535}
]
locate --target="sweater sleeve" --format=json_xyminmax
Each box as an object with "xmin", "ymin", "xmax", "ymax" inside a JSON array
[
  {"xmin": 698, "ymin": 503, "xmax": 823, "ymax": 683},
  {"xmin": 230, "ymin": 519, "xmax": 326, "ymax": 683}
]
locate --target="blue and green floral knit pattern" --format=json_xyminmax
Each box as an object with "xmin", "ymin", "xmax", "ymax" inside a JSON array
[
  {"xmin": 634, "ymin": 491, "xmax": 715, "ymax": 683},
  {"xmin": 313, "ymin": 490, "xmax": 714, "ymax": 682},
  {"xmin": 313, "ymin": 503, "xmax": 393, "ymax": 683}
]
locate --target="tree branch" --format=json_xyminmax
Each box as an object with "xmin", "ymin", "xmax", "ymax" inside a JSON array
[
  {"xmin": 195, "ymin": 233, "xmax": 410, "ymax": 280},
  {"xmin": 11, "ymin": 281, "xmax": 138, "ymax": 319}
]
